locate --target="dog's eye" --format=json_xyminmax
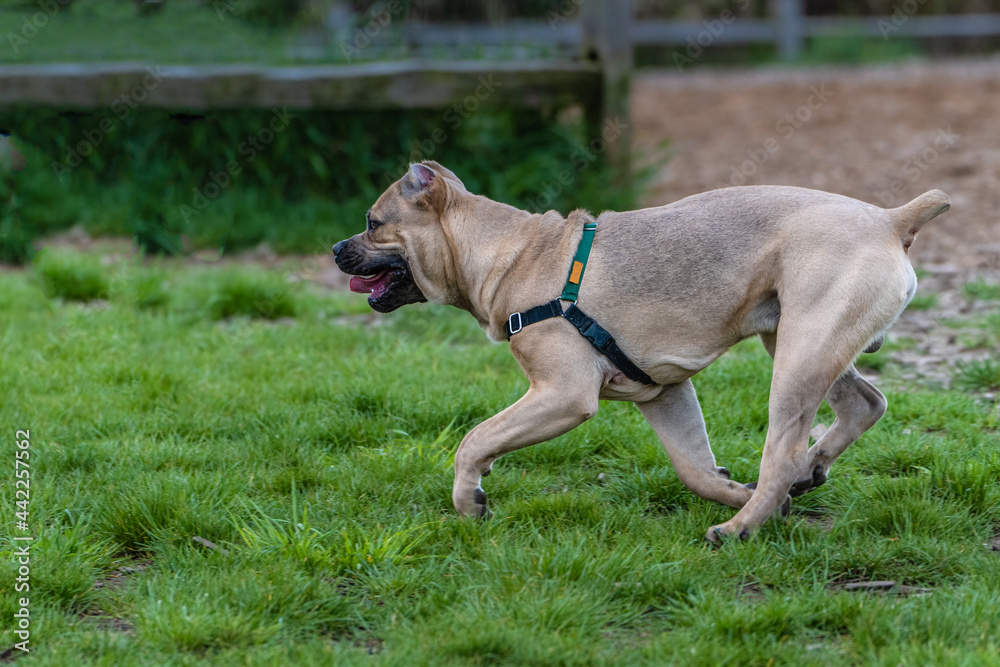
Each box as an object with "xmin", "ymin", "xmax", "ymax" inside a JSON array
[{"xmin": 366, "ymin": 210, "xmax": 382, "ymax": 231}]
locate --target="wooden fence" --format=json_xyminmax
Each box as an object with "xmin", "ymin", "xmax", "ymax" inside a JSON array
[{"xmin": 3, "ymin": 0, "xmax": 1000, "ymax": 185}]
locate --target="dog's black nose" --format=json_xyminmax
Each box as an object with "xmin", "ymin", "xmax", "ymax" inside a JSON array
[{"xmin": 332, "ymin": 240, "xmax": 346, "ymax": 257}]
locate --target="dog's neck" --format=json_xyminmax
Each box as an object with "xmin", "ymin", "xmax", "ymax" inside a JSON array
[{"xmin": 439, "ymin": 193, "xmax": 588, "ymax": 339}]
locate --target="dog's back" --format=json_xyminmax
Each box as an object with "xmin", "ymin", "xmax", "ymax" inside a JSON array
[{"xmin": 579, "ymin": 185, "xmax": 948, "ymax": 380}]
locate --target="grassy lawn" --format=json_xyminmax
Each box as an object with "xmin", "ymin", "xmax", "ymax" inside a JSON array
[
  {"xmin": 2, "ymin": 249, "xmax": 1000, "ymax": 665},
  {"xmin": 0, "ymin": 0, "xmax": 326, "ymax": 65},
  {"xmin": 0, "ymin": 0, "xmax": 559, "ymax": 65}
]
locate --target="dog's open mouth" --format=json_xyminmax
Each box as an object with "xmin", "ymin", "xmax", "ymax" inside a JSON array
[
  {"xmin": 349, "ymin": 270, "xmax": 396, "ymax": 300},
  {"xmin": 341, "ymin": 256, "xmax": 426, "ymax": 312}
]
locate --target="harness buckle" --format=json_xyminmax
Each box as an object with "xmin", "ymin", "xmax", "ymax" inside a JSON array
[
  {"xmin": 508, "ymin": 312, "xmax": 523, "ymax": 336},
  {"xmin": 582, "ymin": 320, "xmax": 615, "ymax": 353}
]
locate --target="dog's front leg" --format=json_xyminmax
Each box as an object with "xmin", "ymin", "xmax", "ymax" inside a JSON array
[
  {"xmin": 453, "ymin": 378, "xmax": 600, "ymax": 518},
  {"xmin": 637, "ymin": 380, "xmax": 753, "ymax": 509}
]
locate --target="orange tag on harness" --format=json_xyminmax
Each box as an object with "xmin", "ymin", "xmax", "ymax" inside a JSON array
[{"xmin": 569, "ymin": 261, "xmax": 584, "ymax": 284}]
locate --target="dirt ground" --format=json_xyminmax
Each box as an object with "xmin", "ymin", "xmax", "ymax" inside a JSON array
[
  {"xmin": 633, "ymin": 57, "xmax": 1000, "ymax": 271},
  {"xmin": 633, "ymin": 58, "xmax": 1000, "ymax": 387}
]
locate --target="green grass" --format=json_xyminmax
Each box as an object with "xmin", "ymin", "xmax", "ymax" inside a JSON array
[
  {"xmin": 0, "ymin": 0, "xmax": 316, "ymax": 65},
  {"xmin": 32, "ymin": 248, "xmax": 109, "ymax": 302},
  {"xmin": 201, "ymin": 269, "xmax": 297, "ymax": 321},
  {"xmin": 953, "ymin": 358, "xmax": 1000, "ymax": 392},
  {"xmin": 963, "ymin": 279, "xmax": 1000, "ymax": 302},
  {"xmin": 799, "ymin": 34, "xmax": 923, "ymax": 66},
  {"xmin": 906, "ymin": 293, "xmax": 938, "ymax": 311},
  {"xmin": 2, "ymin": 250, "xmax": 1000, "ymax": 665},
  {"xmin": 853, "ymin": 337, "xmax": 916, "ymax": 373}
]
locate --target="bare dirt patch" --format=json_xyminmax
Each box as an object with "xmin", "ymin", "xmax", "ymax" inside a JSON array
[
  {"xmin": 92, "ymin": 559, "xmax": 150, "ymax": 593},
  {"xmin": 633, "ymin": 58, "xmax": 1000, "ymax": 271},
  {"xmin": 75, "ymin": 559, "xmax": 151, "ymax": 637}
]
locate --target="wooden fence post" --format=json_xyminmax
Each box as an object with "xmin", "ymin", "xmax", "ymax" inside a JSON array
[
  {"xmin": 773, "ymin": 0, "xmax": 804, "ymax": 60},
  {"xmin": 581, "ymin": 0, "xmax": 632, "ymax": 188}
]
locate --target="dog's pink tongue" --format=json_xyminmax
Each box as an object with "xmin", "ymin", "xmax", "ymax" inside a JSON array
[{"xmin": 350, "ymin": 271, "xmax": 389, "ymax": 294}]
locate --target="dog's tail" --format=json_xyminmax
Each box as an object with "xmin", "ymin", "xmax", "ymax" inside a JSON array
[{"xmin": 890, "ymin": 189, "xmax": 951, "ymax": 252}]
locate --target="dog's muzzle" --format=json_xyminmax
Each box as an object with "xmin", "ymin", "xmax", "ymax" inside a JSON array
[{"xmin": 332, "ymin": 238, "xmax": 426, "ymax": 313}]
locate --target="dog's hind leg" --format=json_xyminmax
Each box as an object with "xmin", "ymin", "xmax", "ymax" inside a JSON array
[
  {"xmin": 636, "ymin": 380, "xmax": 753, "ymax": 509},
  {"xmin": 789, "ymin": 367, "xmax": 886, "ymax": 496},
  {"xmin": 759, "ymin": 334, "xmax": 886, "ymax": 497},
  {"xmin": 706, "ymin": 324, "xmax": 859, "ymax": 544}
]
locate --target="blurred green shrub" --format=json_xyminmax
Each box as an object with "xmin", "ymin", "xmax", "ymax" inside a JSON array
[
  {"xmin": 107, "ymin": 265, "xmax": 170, "ymax": 310},
  {"xmin": 238, "ymin": 0, "xmax": 308, "ymax": 25},
  {"xmin": 800, "ymin": 34, "xmax": 921, "ymax": 65},
  {"xmin": 0, "ymin": 134, "xmax": 32, "ymax": 264},
  {"xmin": 33, "ymin": 248, "xmax": 109, "ymax": 302},
  {"xmin": 206, "ymin": 270, "xmax": 297, "ymax": 320}
]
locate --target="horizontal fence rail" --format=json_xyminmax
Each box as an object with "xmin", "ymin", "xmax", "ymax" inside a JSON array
[
  {"xmin": 0, "ymin": 60, "xmax": 599, "ymax": 111},
  {"xmin": 358, "ymin": 13, "xmax": 1000, "ymax": 58}
]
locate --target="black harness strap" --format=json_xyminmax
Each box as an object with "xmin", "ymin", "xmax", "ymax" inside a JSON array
[
  {"xmin": 504, "ymin": 299, "xmax": 562, "ymax": 337},
  {"xmin": 503, "ymin": 222, "xmax": 657, "ymax": 386},
  {"xmin": 503, "ymin": 299, "xmax": 655, "ymax": 385},
  {"xmin": 562, "ymin": 304, "xmax": 655, "ymax": 385}
]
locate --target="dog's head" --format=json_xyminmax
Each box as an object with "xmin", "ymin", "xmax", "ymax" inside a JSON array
[{"xmin": 333, "ymin": 161, "xmax": 466, "ymax": 312}]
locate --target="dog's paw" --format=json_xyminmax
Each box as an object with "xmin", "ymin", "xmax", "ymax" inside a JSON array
[
  {"xmin": 789, "ymin": 465, "xmax": 827, "ymax": 497},
  {"xmin": 472, "ymin": 488, "xmax": 492, "ymax": 520},
  {"xmin": 704, "ymin": 524, "xmax": 751, "ymax": 546},
  {"xmin": 454, "ymin": 487, "xmax": 493, "ymax": 519}
]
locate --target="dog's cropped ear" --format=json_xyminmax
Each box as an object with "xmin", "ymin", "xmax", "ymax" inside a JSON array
[
  {"xmin": 420, "ymin": 160, "xmax": 466, "ymax": 190},
  {"xmin": 401, "ymin": 163, "xmax": 436, "ymax": 200}
]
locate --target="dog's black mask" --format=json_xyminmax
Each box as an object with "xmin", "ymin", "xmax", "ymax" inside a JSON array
[{"xmin": 334, "ymin": 239, "xmax": 427, "ymax": 313}]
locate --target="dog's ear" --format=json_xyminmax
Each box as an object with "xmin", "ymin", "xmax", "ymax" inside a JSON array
[
  {"xmin": 420, "ymin": 160, "xmax": 466, "ymax": 190},
  {"xmin": 401, "ymin": 163, "xmax": 436, "ymax": 200}
]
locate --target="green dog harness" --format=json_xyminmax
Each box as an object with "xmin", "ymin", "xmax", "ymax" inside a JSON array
[{"xmin": 503, "ymin": 222, "xmax": 655, "ymax": 385}]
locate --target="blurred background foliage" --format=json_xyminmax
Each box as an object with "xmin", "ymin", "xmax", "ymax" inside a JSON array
[
  {"xmin": 0, "ymin": 0, "xmax": 992, "ymax": 263},
  {"xmin": 0, "ymin": 107, "xmax": 653, "ymax": 263},
  {"xmin": 0, "ymin": 0, "xmax": 993, "ymax": 64}
]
